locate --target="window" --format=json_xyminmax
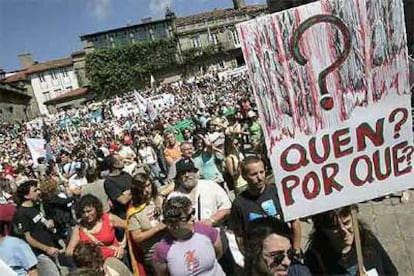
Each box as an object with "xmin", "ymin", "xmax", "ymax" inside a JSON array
[
  {"xmin": 65, "ymin": 86, "xmax": 72, "ymax": 91},
  {"xmin": 232, "ymin": 29, "xmax": 240, "ymax": 45},
  {"xmin": 54, "ymin": 89, "xmax": 62, "ymax": 95},
  {"xmin": 39, "ymin": 73, "xmax": 46, "ymax": 82},
  {"xmin": 62, "ymin": 68, "xmax": 69, "ymax": 77},
  {"xmin": 192, "ymin": 36, "xmax": 201, "ymax": 48},
  {"xmin": 43, "ymin": 91, "xmax": 51, "ymax": 101},
  {"xmin": 211, "ymin": 32, "xmax": 219, "ymax": 45},
  {"xmin": 51, "ymin": 70, "xmax": 57, "ymax": 80}
]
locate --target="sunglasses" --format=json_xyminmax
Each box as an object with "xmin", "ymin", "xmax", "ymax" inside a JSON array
[
  {"xmin": 164, "ymin": 209, "xmax": 196, "ymax": 225},
  {"xmin": 262, "ymin": 248, "xmax": 295, "ymax": 266}
]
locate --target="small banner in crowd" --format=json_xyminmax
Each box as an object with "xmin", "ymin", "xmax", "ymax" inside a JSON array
[
  {"xmin": 237, "ymin": 0, "xmax": 413, "ymax": 220},
  {"xmin": 26, "ymin": 138, "xmax": 46, "ymax": 164}
]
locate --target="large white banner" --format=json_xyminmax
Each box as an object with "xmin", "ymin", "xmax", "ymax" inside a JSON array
[{"xmin": 237, "ymin": 0, "xmax": 414, "ymax": 220}]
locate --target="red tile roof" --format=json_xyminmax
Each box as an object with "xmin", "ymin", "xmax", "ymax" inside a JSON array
[
  {"xmin": 44, "ymin": 87, "xmax": 89, "ymax": 105},
  {"xmin": 3, "ymin": 71, "xmax": 27, "ymax": 83},
  {"xmin": 25, "ymin": 57, "xmax": 72, "ymax": 74},
  {"xmin": 3, "ymin": 57, "xmax": 73, "ymax": 84}
]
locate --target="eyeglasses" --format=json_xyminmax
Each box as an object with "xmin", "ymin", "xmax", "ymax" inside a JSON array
[{"xmin": 262, "ymin": 248, "xmax": 295, "ymax": 266}]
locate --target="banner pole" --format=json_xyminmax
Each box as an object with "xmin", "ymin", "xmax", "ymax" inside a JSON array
[{"xmin": 351, "ymin": 208, "xmax": 366, "ymax": 276}]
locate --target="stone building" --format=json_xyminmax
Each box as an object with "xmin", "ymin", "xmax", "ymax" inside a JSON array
[
  {"xmin": 76, "ymin": 0, "xmax": 267, "ymax": 82},
  {"xmin": 80, "ymin": 17, "xmax": 176, "ymax": 54},
  {"xmin": 0, "ymin": 70, "xmax": 32, "ymax": 122},
  {"xmin": 4, "ymin": 54, "xmax": 89, "ymax": 115},
  {"xmin": 175, "ymin": 2, "xmax": 267, "ymax": 74}
]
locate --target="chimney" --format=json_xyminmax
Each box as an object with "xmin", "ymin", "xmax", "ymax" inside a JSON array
[
  {"xmin": 232, "ymin": 0, "xmax": 245, "ymax": 10},
  {"xmin": 17, "ymin": 53, "xmax": 34, "ymax": 69}
]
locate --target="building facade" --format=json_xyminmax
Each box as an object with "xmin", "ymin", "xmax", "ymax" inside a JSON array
[
  {"xmin": 175, "ymin": 3, "xmax": 267, "ymax": 73},
  {"xmin": 0, "ymin": 73, "xmax": 32, "ymax": 123},
  {"xmin": 80, "ymin": 17, "xmax": 176, "ymax": 54},
  {"xmin": 4, "ymin": 54, "xmax": 83, "ymax": 115}
]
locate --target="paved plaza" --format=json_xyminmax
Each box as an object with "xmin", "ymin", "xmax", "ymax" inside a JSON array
[{"xmin": 300, "ymin": 190, "xmax": 414, "ymax": 275}]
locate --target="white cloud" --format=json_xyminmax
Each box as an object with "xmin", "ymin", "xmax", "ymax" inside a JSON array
[
  {"xmin": 88, "ymin": 0, "xmax": 111, "ymax": 20},
  {"xmin": 149, "ymin": 0, "xmax": 172, "ymax": 15}
]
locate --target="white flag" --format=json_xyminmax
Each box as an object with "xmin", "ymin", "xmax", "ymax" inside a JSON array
[
  {"xmin": 197, "ymin": 94, "xmax": 206, "ymax": 109},
  {"xmin": 134, "ymin": 90, "xmax": 148, "ymax": 114}
]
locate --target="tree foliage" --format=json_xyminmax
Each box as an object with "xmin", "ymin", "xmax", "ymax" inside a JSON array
[{"xmin": 85, "ymin": 39, "xmax": 178, "ymax": 98}]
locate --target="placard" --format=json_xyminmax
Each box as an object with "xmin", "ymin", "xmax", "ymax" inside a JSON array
[{"xmin": 237, "ymin": 0, "xmax": 413, "ymax": 220}]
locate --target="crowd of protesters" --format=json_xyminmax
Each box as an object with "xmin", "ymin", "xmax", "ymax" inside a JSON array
[{"xmin": 0, "ymin": 71, "xmax": 399, "ymax": 275}]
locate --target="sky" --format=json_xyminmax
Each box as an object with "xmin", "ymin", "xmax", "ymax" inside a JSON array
[{"xmin": 0, "ymin": 0, "xmax": 266, "ymax": 72}]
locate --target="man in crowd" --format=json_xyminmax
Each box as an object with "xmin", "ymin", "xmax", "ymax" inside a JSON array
[
  {"xmin": 103, "ymin": 154, "xmax": 132, "ymax": 220},
  {"xmin": 0, "ymin": 220, "xmax": 38, "ymax": 276},
  {"xmin": 167, "ymin": 141, "xmax": 194, "ymax": 180},
  {"xmin": 170, "ymin": 158, "xmax": 231, "ymax": 226},
  {"xmin": 58, "ymin": 150, "xmax": 77, "ymax": 181},
  {"xmin": 229, "ymin": 156, "xmax": 302, "ymax": 256},
  {"xmin": 163, "ymin": 131, "xmax": 181, "ymax": 170},
  {"xmin": 12, "ymin": 180, "xmax": 61, "ymax": 275}
]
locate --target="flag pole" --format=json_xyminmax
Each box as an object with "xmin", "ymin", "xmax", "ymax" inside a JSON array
[{"xmin": 351, "ymin": 208, "xmax": 367, "ymax": 276}]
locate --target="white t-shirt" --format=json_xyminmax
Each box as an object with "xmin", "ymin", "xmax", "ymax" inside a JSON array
[
  {"xmin": 138, "ymin": 146, "xmax": 156, "ymax": 165},
  {"xmin": 68, "ymin": 174, "xmax": 88, "ymax": 189},
  {"xmin": 170, "ymin": 179, "xmax": 231, "ymax": 221}
]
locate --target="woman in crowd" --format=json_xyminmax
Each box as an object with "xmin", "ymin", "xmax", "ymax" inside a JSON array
[
  {"xmin": 39, "ymin": 174, "xmax": 75, "ymax": 242},
  {"xmin": 223, "ymin": 135, "xmax": 246, "ymax": 194},
  {"xmin": 152, "ymin": 195, "xmax": 225, "ymax": 276},
  {"xmin": 137, "ymin": 137, "xmax": 162, "ymax": 187},
  {"xmin": 68, "ymin": 162, "xmax": 88, "ymax": 196},
  {"xmin": 70, "ymin": 242, "xmax": 132, "ymax": 276},
  {"xmin": 192, "ymin": 134, "xmax": 225, "ymax": 187},
  {"xmin": 305, "ymin": 205, "xmax": 398, "ymax": 275},
  {"xmin": 66, "ymin": 194, "xmax": 128, "ymax": 273},
  {"xmin": 70, "ymin": 242, "xmax": 105, "ymax": 276},
  {"xmin": 127, "ymin": 172, "xmax": 166, "ymax": 275},
  {"xmin": 244, "ymin": 217, "xmax": 311, "ymax": 276}
]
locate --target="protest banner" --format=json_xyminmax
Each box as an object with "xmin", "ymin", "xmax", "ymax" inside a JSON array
[
  {"xmin": 26, "ymin": 138, "xmax": 46, "ymax": 165},
  {"xmin": 237, "ymin": 0, "xmax": 413, "ymax": 221}
]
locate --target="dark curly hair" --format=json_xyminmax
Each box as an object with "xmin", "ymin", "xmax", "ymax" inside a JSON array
[
  {"xmin": 244, "ymin": 217, "xmax": 293, "ymax": 276},
  {"xmin": 15, "ymin": 180, "xmax": 38, "ymax": 205},
  {"xmin": 72, "ymin": 242, "xmax": 104, "ymax": 276},
  {"xmin": 162, "ymin": 195, "xmax": 192, "ymax": 225},
  {"xmin": 131, "ymin": 172, "xmax": 158, "ymax": 206},
  {"xmin": 76, "ymin": 194, "xmax": 103, "ymax": 225}
]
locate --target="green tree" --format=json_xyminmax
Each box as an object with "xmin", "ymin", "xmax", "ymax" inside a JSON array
[{"xmin": 86, "ymin": 39, "xmax": 177, "ymax": 98}]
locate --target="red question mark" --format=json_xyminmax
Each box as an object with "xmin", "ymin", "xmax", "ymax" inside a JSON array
[
  {"xmin": 290, "ymin": 14, "xmax": 351, "ymax": 111},
  {"xmin": 389, "ymin": 108, "xmax": 408, "ymax": 139}
]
